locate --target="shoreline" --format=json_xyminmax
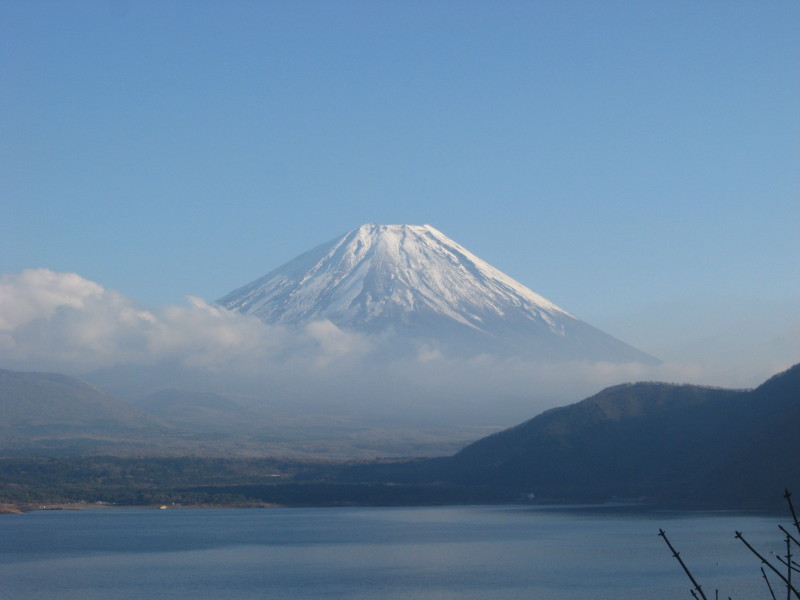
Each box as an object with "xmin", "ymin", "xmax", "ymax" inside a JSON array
[{"xmin": 0, "ymin": 501, "xmax": 277, "ymax": 514}]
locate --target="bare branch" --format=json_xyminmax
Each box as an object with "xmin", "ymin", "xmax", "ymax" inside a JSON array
[
  {"xmin": 762, "ymin": 569, "xmax": 777, "ymax": 600},
  {"xmin": 735, "ymin": 531, "xmax": 800, "ymax": 599},
  {"xmin": 775, "ymin": 556, "xmax": 800, "ymax": 574},
  {"xmin": 785, "ymin": 490, "xmax": 800, "ymax": 540},
  {"xmin": 781, "ymin": 526, "xmax": 800, "ymax": 549},
  {"xmin": 788, "ymin": 535, "xmax": 794, "ymax": 600},
  {"xmin": 660, "ymin": 529, "xmax": 709, "ymax": 600}
]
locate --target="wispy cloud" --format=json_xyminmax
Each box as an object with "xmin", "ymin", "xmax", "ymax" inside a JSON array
[{"xmin": 0, "ymin": 269, "xmax": 788, "ymax": 424}]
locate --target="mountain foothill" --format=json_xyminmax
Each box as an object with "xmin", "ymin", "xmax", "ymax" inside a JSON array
[
  {"xmin": 0, "ymin": 224, "xmax": 796, "ymax": 509},
  {"xmin": 1, "ymin": 362, "xmax": 797, "ymax": 509}
]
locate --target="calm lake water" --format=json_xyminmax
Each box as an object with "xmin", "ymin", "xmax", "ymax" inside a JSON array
[{"xmin": 0, "ymin": 504, "xmax": 788, "ymax": 599}]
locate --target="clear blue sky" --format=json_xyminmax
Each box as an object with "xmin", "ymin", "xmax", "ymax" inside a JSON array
[{"xmin": 2, "ymin": 1, "xmax": 798, "ymax": 386}]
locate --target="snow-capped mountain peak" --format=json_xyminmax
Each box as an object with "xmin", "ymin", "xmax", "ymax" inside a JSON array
[{"xmin": 217, "ymin": 224, "xmax": 658, "ymax": 363}]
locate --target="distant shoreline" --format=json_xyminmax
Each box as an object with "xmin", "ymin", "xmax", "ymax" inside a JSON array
[
  {"xmin": 0, "ymin": 501, "xmax": 277, "ymax": 514},
  {"xmin": 1, "ymin": 500, "xmax": 785, "ymax": 518}
]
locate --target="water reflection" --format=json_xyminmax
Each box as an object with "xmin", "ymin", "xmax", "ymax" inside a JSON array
[{"xmin": 0, "ymin": 505, "xmax": 785, "ymax": 600}]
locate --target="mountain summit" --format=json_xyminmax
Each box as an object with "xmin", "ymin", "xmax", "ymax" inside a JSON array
[{"xmin": 218, "ymin": 224, "xmax": 657, "ymax": 363}]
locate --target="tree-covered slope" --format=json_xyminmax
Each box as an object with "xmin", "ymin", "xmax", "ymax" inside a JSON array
[{"xmin": 341, "ymin": 364, "xmax": 800, "ymax": 507}]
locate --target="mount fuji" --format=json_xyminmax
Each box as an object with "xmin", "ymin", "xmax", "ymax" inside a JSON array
[{"xmin": 217, "ymin": 224, "xmax": 658, "ymax": 364}]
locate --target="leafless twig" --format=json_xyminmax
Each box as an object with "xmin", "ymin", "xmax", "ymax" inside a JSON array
[
  {"xmin": 734, "ymin": 531, "xmax": 800, "ymax": 599},
  {"xmin": 762, "ymin": 567, "xmax": 777, "ymax": 600},
  {"xmin": 788, "ymin": 535, "xmax": 794, "ymax": 600},
  {"xmin": 785, "ymin": 490, "xmax": 800, "ymax": 541},
  {"xmin": 659, "ymin": 528, "xmax": 709, "ymax": 600},
  {"xmin": 781, "ymin": 526, "xmax": 800, "ymax": 549}
]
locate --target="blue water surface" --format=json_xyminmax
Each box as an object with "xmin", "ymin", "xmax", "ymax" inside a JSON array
[{"xmin": 0, "ymin": 504, "xmax": 787, "ymax": 599}]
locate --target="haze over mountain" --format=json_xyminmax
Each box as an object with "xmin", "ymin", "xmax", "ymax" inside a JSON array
[
  {"xmin": 0, "ymin": 241, "xmax": 670, "ymax": 431},
  {"xmin": 0, "ymin": 369, "xmax": 173, "ymax": 455},
  {"xmin": 0, "ymin": 369, "xmax": 487, "ymax": 458},
  {"xmin": 219, "ymin": 224, "xmax": 658, "ymax": 364}
]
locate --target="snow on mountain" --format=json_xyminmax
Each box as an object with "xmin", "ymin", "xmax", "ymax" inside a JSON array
[{"xmin": 217, "ymin": 224, "xmax": 659, "ymax": 364}]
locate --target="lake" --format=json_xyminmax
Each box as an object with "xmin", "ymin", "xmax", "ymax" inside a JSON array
[{"xmin": 0, "ymin": 504, "xmax": 788, "ymax": 599}]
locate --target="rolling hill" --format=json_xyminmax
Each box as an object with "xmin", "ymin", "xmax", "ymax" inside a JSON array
[
  {"xmin": 0, "ymin": 369, "xmax": 173, "ymax": 455},
  {"xmin": 343, "ymin": 363, "xmax": 800, "ymax": 507}
]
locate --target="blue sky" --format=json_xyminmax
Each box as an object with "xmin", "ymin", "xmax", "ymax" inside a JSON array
[{"xmin": 2, "ymin": 1, "xmax": 798, "ymax": 387}]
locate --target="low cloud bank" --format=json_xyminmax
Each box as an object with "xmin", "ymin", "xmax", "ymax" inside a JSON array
[
  {"xmin": 0, "ymin": 269, "xmax": 370, "ymax": 372},
  {"xmin": 0, "ymin": 269, "xmax": 788, "ymax": 425}
]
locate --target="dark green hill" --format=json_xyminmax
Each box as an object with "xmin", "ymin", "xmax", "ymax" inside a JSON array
[
  {"xmin": 439, "ymin": 364, "xmax": 800, "ymax": 505},
  {"xmin": 341, "ymin": 364, "xmax": 800, "ymax": 508},
  {"xmin": 443, "ymin": 383, "xmax": 744, "ymax": 497},
  {"xmin": 693, "ymin": 363, "xmax": 800, "ymax": 505}
]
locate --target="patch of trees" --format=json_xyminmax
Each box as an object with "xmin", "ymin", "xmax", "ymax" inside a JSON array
[{"xmin": 0, "ymin": 456, "xmax": 516, "ymax": 508}]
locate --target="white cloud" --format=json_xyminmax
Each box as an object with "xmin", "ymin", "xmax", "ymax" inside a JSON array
[
  {"xmin": 1, "ymin": 269, "xmax": 792, "ymax": 426},
  {"xmin": 304, "ymin": 319, "xmax": 374, "ymax": 367},
  {"xmin": 0, "ymin": 269, "xmax": 367, "ymax": 374},
  {"xmin": 0, "ymin": 268, "xmax": 104, "ymax": 331}
]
